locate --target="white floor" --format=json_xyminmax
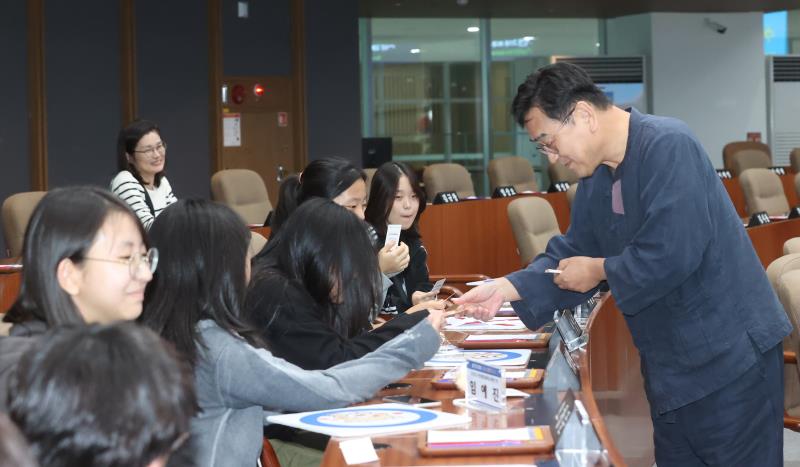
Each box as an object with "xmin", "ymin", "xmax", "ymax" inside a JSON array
[{"xmin": 785, "ymin": 428, "xmax": 800, "ymax": 466}]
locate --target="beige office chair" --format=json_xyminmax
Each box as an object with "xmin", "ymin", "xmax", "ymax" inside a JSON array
[
  {"xmin": 507, "ymin": 197, "xmax": 561, "ymax": 266},
  {"xmin": 488, "ymin": 156, "xmax": 538, "ymax": 193},
  {"xmin": 547, "ymin": 162, "xmax": 579, "ymax": 185},
  {"xmin": 723, "ymin": 141, "xmax": 771, "ymax": 177},
  {"xmin": 211, "ymin": 169, "xmax": 272, "ymax": 225},
  {"xmin": 790, "ymin": 148, "xmax": 800, "ymax": 174},
  {"xmin": 739, "ymin": 168, "xmax": 789, "ymax": 216},
  {"xmin": 565, "ymin": 183, "xmax": 578, "ymax": 208},
  {"xmin": 785, "ymin": 238, "xmax": 800, "ymax": 255},
  {"xmin": 1, "ymin": 191, "xmax": 46, "ymax": 257},
  {"xmin": 422, "ymin": 163, "xmax": 475, "ymax": 199},
  {"xmin": 767, "ymin": 254, "xmax": 800, "ymax": 431},
  {"xmin": 249, "ymin": 231, "xmax": 268, "ymax": 256}
]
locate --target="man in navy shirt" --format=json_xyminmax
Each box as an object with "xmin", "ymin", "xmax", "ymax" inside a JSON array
[{"xmin": 454, "ymin": 62, "xmax": 791, "ymax": 466}]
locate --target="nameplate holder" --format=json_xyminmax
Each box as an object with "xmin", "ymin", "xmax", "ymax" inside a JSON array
[
  {"xmin": 465, "ymin": 359, "xmax": 506, "ymax": 410},
  {"xmin": 433, "ymin": 191, "xmax": 460, "ymax": 204},
  {"xmin": 551, "ymin": 389, "xmax": 606, "ymax": 467},
  {"xmin": 789, "ymin": 206, "xmax": 800, "ymax": 219},
  {"xmin": 542, "ymin": 342, "xmax": 580, "ymax": 392},
  {"xmin": 547, "ymin": 181, "xmax": 571, "ymax": 193},
  {"xmin": 715, "ymin": 169, "xmax": 733, "ymax": 179},
  {"xmin": 492, "ymin": 186, "xmax": 518, "ymax": 198},
  {"xmin": 747, "ymin": 211, "xmax": 771, "ymax": 227},
  {"xmin": 769, "ymin": 166, "xmax": 787, "ymax": 176}
]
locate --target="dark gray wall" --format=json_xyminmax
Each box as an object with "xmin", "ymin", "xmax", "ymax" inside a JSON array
[
  {"xmin": 0, "ymin": 0, "xmax": 29, "ymax": 255},
  {"xmin": 223, "ymin": 0, "xmax": 291, "ymax": 76},
  {"xmin": 136, "ymin": 0, "xmax": 210, "ymax": 198},
  {"xmin": 45, "ymin": 0, "xmax": 121, "ymax": 187},
  {"xmin": 305, "ymin": 0, "xmax": 362, "ymax": 165}
]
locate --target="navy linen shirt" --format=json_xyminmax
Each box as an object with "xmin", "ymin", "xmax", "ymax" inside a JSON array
[{"xmin": 507, "ymin": 108, "xmax": 791, "ymax": 414}]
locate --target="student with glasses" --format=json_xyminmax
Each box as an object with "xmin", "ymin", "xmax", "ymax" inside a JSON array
[
  {"xmin": 455, "ymin": 62, "xmax": 790, "ymax": 466},
  {"xmin": 111, "ymin": 119, "xmax": 177, "ymax": 229},
  {"xmin": 1, "ymin": 186, "xmax": 157, "ymax": 411}
]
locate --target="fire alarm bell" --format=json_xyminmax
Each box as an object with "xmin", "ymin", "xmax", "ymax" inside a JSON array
[{"xmin": 231, "ymin": 84, "xmax": 245, "ymax": 104}]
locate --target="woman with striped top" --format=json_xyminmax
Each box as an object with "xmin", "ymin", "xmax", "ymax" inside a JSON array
[{"xmin": 111, "ymin": 120, "xmax": 177, "ymax": 229}]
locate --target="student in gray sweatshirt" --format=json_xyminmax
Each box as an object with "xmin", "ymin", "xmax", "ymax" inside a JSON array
[{"xmin": 140, "ymin": 198, "xmax": 441, "ymax": 467}]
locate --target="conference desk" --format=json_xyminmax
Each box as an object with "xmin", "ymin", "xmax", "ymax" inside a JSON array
[
  {"xmin": 0, "ymin": 259, "xmax": 22, "ymax": 314},
  {"xmin": 320, "ymin": 296, "xmax": 653, "ymax": 467}
]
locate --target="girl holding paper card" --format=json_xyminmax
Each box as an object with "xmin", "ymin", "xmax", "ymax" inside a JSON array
[
  {"xmin": 366, "ymin": 161, "xmax": 434, "ymax": 314},
  {"xmin": 140, "ymin": 199, "xmax": 441, "ymax": 467}
]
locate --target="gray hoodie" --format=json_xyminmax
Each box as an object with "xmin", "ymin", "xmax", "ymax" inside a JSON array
[{"xmin": 190, "ymin": 318, "xmax": 439, "ymax": 467}]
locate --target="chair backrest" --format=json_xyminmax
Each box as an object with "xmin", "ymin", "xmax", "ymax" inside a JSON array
[
  {"xmin": 790, "ymin": 148, "xmax": 800, "ymax": 174},
  {"xmin": 785, "ymin": 238, "xmax": 800, "ymax": 255},
  {"xmin": 795, "ymin": 172, "xmax": 800, "ymax": 201},
  {"xmin": 547, "ymin": 162, "xmax": 578, "ymax": 185},
  {"xmin": 1, "ymin": 191, "xmax": 46, "ymax": 257},
  {"xmin": 488, "ymin": 156, "xmax": 537, "ymax": 192},
  {"xmin": 507, "ymin": 197, "xmax": 561, "ymax": 266},
  {"xmin": 565, "ymin": 183, "xmax": 578, "ymax": 208},
  {"xmin": 249, "ymin": 231, "xmax": 268, "ymax": 256},
  {"xmin": 422, "ymin": 163, "xmax": 475, "ymax": 199},
  {"xmin": 739, "ymin": 168, "xmax": 789, "ymax": 216},
  {"xmin": 723, "ymin": 141, "xmax": 771, "ymax": 177},
  {"xmin": 769, "ymin": 254, "xmax": 800, "ymax": 415},
  {"xmin": 210, "ymin": 169, "xmax": 272, "ymax": 225}
]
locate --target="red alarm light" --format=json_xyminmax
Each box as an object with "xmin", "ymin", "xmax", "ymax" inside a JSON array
[{"xmin": 253, "ymin": 83, "xmax": 265, "ymax": 97}]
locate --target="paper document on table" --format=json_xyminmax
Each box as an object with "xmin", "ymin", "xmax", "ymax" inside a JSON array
[
  {"xmin": 444, "ymin": 316, "xmax": 527, "ymax": 331},
  {"xmin": 465, "ymin": 333, "xmax": 542, "ymax": 342}
]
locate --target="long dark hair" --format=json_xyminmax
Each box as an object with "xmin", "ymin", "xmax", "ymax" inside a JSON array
[
  {"xmin": 117, "ymin": 119, "xmax": 166, "ymax": 187},
  {"xmin": 251, "ymin": 198, "xmax": 381, "ymax": 338},
  {"xmin": 4, "ymin": 187, "xmax": 146, "ymax": 326},
  {"xmin": 140, "ymin": 199, "xmax": 264, "ymax": 366},
  {"xmin": 365, "ymin": 161, "xmax": 426, "ymax": 241},
  {"xmin": 270, "ymin": 158, "xmax": 366, "ymax": 234}
]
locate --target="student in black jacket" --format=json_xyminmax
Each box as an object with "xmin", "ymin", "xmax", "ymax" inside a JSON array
[
  {"xmin": 245, "ymin": 198, "xmax": 445, "ymax": 370},
  {"xmin": 365, "ymin": 162, "xmax": 434, "ymax": 315}
]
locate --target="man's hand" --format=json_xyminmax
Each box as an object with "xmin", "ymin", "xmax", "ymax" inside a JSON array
[
  {"xmin": 451, "ymin": 277, "xmax": 520, "ymax": 321},
  {"xmin": 554, "ymin": 256, "xmax": 606, "ymax": 293}
]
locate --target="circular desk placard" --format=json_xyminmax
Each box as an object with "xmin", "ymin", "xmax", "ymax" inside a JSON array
[
  {"xmin": 429, "ymin": 350, "xmax": 524, "ymax": 365},
  {"xmin": 299, "ymin": 407, "xmax": 438, "ymax": 428}
]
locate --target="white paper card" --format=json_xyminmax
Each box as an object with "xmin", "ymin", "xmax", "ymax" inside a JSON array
[
  {"xmin": 425, "ymin": 349, "xmax": 532, "ymax": 368},
  {"xmin": 339, "ymin": 437, "xmax": 379, "ymax": 465},
  {"xmin": 430, "ymin": 278, "xmax": 446, "ymax": 295},
  {"xmin": 385, "ymin": 224, "xmax": 401, "ymax": 247},
  {"xmin": 465, "ymin": 333, "xmax": 542, "ymax": 342},
  {"xmin": 505, "ymin": 388, "xmax": 529, "ymax": 398},
  {"xmin": 428, "ymin": 427, "xmax": 532, "ymax": 444},
  {"xmin": 222, "ymin": 113, "xmax": 241, "ymax": 147},
  {"xmin": 466, "ymin": 359, "xmax": 506, "ymax": 409},
  {"xmin": 444, "ymin": 316, "xmax": 527, "ymax": 331}
]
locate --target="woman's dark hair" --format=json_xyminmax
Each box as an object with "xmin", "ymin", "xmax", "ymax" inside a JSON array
[
  {"xmin": 8, "ymin": 323, "xmax": 197, "ymax": 467},
  {"xmin": 511, "ymin": 62, "xmax": 611, "ymax": 127},
  {"xmin": 253, "ymin": 198, "xmax": 381, "ymax": 338},
  {"xmin": 365, "ymin": 161, "xmax": 426, "ymax": 242},
  {"xmin": 4, "ymin": 186, "xmax": 147, "ymax": 326},
  {"xmin": 270, "ymin": 158, "xmax": 366, "ymax": 234},
  {"xmin": 116, "ymin": 119, "xmax": 166, "ymax": 187},
  {"xmin": 140, "ymin": 199, "xmax": 264, "ymax": 366}
]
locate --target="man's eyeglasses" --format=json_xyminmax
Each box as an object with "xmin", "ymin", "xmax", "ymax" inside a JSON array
[
  {"xmin": 531, "ymin": 107, "xmax": 575, "ymax": 154},
  {"xmin": 134, "ymin": 142, "xmax": 167, "ymax": 158},
  {"xmin": 82, "ymin": 248, "xmax": 159, "ymax": 279}
]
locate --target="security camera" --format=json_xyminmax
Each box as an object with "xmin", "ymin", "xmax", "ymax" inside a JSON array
[{"xmin": 704, "ymin": 18, "xmax": 727, "ymax": 34}]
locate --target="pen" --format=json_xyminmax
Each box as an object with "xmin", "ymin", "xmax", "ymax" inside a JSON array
[{"xmin": 544, "ymin": 269, "xmax": 562, "ymax": 274}]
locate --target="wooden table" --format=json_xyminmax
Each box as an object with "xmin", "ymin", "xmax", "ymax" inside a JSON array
[
  {"xmin": 320, "ymin": 298, "xmax": 653, "ymax": 467},
  {"xmin": 0, "ymin": 259, "xmax": 22, "ymax": 314},
  {"xmin": 747, "ymin": 217, "xmax": 800, "ymax": 268}
]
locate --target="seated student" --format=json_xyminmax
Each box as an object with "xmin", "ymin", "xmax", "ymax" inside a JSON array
[
  {"xmin": 111, "ymin": 119, "xmax": 177, "ymax": 229},
  {"xmin": 366, "ymin": 161, "xmax": 434, "ymax": 314},
  {"xmin": 7, "ymin": 323, "xmax": 196, "ymax": 467},
  {"xmin": 139, "ymin": 199, "xmax": 441, "ymax": 467},
  {"xmin": 246, "ymin": 196, "xmax": 445, "ymax": 370},
  {"xmin": 270, "ymin": 157, "xmax": 408, "ymax": 277},
  {"xmin": 0, "ymin": 186, "xmax": 156, "ymax": 410}
]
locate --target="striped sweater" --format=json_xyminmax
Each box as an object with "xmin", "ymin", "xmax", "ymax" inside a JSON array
[{"xmin": 110, "ymin": 170, "xmax": 177, "ymax": 230}]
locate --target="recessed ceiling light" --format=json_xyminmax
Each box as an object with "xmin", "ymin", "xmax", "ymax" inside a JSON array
[
  {"xmin": 595, "ymin": 42, "xmax": 601, "ymax": 47},
  {"xmin": 410, "ymin": 48, "xmax": 421, "ymax": 54},
  {"xmin": 467, "ymin": 26, "xmax": 480, "ymax": 33},
  {"xmin": 523, "ymin": 36, "xmax": 535, "ymax": 41}
]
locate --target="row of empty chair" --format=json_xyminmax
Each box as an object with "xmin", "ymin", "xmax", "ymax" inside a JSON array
[
  {"xmin": 723, "ymin": 141, "xmax": 800, "ymax": 176},
  {"xmin": 739, "ymin": 168, "xmax": 800, "ymax": 217}
]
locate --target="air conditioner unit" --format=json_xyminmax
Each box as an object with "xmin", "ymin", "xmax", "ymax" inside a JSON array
[
  {"xmin": 554, "ymin": 56, "xmax": 647, "ymax": 112},
  {"xmin": 767, "ymin": 55, "xmax": 800, "ymax": 165}
]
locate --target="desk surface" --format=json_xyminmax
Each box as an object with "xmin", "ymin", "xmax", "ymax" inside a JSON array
[{"xmin": 320, "ymin": 298, "xmax": 654, "ymax": 467}]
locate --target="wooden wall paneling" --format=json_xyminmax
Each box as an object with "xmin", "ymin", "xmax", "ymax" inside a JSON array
[
  {"xmin": 209, "ymin": 0, "xmax": 223, "ymax": 178},
  {"xmin": 120, "ymin": 0, "xmax": 137, "ymax": 124},
  {"xmin": 27, "ymin": 0, "xmax": 47, "ymax": 190}
]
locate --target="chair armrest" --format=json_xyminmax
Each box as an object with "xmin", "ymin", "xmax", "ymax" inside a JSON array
[{"xmin": 785, "ymin": 351, "xmax": 797, "ymax": 365}]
